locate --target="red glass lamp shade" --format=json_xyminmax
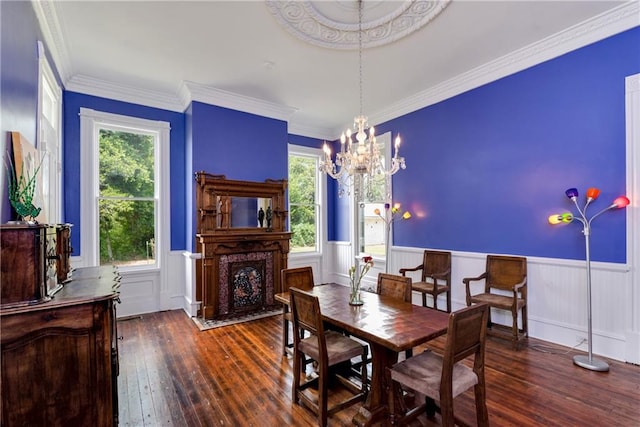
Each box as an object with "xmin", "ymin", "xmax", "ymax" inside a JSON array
[{"xmin": 613, "ymin": 196, "xmax": 630, "ymax": 208}]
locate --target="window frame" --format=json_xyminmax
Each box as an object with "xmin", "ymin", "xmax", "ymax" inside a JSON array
[
  {"xmin": 37, "ymin": 40, "xmax": 62, "ymax": 223},
  {"xmin": 79, "ymin": 108, "xmax": 170, "ymax": 270},
  {"xmin": 287, "ymin": 144, "xmax": 325, "ymax": 256},
  {"xmin": 356, "ymin": 132, "xmax": 393, "ymax": 260}
]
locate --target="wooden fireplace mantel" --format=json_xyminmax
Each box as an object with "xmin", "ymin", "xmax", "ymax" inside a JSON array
[{"xmin": 194, "ymin": 172, "xmax": 292, "ymax": 320}]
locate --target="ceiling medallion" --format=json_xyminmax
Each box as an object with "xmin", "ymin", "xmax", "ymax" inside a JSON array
[{"xmin": 265, "ymin": 0, "xmax": 451, "ymax": 50}]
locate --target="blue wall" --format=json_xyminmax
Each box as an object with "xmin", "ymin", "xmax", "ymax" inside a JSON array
[
  {"xmin": 369, "ymin": 27, "xmax": 639, "ymax": 263},
  {"xmin": 188, "ymin": 101, "xmax": 289, "ymax": 250},
  {"xmin": 63, "ymin": 92, "xmax": 187, "ymax": 253},
  {"xmin": 190, "ymin": 101, "xmax": 288, "ymax": 181},
  {"xmin": 2, "ymin": 0, "xmax": 637, "ymax": 264},
  {"xmin": 0, "ymin": 1, "xmax": 42, "ymax": 222}
]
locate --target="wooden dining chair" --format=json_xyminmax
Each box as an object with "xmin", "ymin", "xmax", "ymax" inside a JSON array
[
  {"xmin": 289, "ymin": 287, "xmax": 368, "ymax": 427},
  {"xmin": 280, "ymin": 266, "xmax": 314, "ymax": 356},
  {"xmin": 377, "ymin": 273, "xmax": 412, "ymax": 303},
  {"xmin": 463, "ymin": 255, "xmax": 527, "ymax": 350},
  {"xmin": 399, "ymin": 250, "xmax": 452, "ymax": 312},
  {"xmin": 377, "ymin": 273, "xmax": 414, "ymax": 359},
  {"xmin": 387, "ymin": 303, "xmax": 490, "ymax": 427}
]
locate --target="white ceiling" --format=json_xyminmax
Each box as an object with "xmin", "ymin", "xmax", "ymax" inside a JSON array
[{"xmin": 34, "ymin": 1, "xmax": 637, "ymax": 139}]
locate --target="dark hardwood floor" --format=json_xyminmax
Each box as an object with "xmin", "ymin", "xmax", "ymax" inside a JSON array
[{"xmin": 117, "ymin": 309, "xmax": 640, "ymax": 426}]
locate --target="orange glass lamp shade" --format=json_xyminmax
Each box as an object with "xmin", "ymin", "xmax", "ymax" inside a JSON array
[{"xmin": 586, "ymin": 187, "xmax": 600, "ymax": 201}]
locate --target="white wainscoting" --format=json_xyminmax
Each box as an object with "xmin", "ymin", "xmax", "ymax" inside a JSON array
[
  {"xmin": 395, "ymin": 247, "xmax": 632, "ymax": 362},
  {"xmin": 182, "ymin": 251, "xmax": 201, "ymax": 317},
  {"xmin": 323, "ymin": 243, "xmax": 634, "ymax": 362},
  {"xmin": 288, "ymin": 253, "xmax": 324, "ymax": 285},
  {"xmin": 77, "ymin": 241, "xmax": 633, "ymax": 362},
  {"xmin": 114, "ymin": 269, "xmax": 159, "ymax": 317}
]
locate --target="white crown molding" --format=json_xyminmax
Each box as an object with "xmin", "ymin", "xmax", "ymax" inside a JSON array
[
  {"xmin": 366, "ymin": 0, "xmax": 640, "ymax": 131},
  {"xmin": 287, "ymin": 121, "xmax": 336, "ymax": 141},
  {"xmin": 180, "ymin": 81, "xmax": 298, "ymax": 122},
  {"xmin": 32, "ymin": 0, "xmax": 639, "ymax": 138},
  {"xmin": 31, "ymin": 0, "xmax": 73, "ymax": 83},
  {"xmin": 66, "ymin": 75, "xmax": 185, "ymax": 112}
]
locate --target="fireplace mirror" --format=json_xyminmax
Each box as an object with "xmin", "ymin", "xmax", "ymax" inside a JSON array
[
  {"xmin": 195, "ymin": 171, "xmax": 289, "ymax": 234},
  {"xmin": 227, "ymin": 197, "xmax": 271, "ymax": 228}
]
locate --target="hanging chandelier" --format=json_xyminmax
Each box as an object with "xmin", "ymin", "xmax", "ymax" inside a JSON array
[{"xmin": 320, "ymin": 0, "xmax": 406, "ymax": 200}]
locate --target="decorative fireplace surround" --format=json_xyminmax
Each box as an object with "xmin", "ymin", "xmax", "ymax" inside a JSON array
[
  {"xmin": 221, "ymin": 252, "xmax": 273, "ymax": 316},
  {"xmin": 195, "ymin": 172, "xmax": 291, "ymax": 320}
]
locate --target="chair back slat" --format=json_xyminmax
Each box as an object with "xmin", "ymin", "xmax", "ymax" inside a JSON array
[
  {"xmin": 281, "ymin": 267, "xmax": 314, "ymax": 292},
  {"xmin": 443, "ymin": 303, "xmax": 489, "ymax": 370},
  {"xmin": 485, "ymin": 255, "xmax": 527, "ymax": 291},
  {"xmin": 377, "ymin": 273, "xmax": 412, "ymax": 302},
  {"xmin": 421, "ymin": 250, "xmax": 452, "ymax": 282},
  {"xmin": 290, "ymin": 287, "xmax": 322, "ymax": 337}
]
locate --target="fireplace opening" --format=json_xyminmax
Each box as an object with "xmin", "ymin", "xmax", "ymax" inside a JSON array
[{"xmin": 232, "ymin": 264, "xmax": 264, "ymax": 312}]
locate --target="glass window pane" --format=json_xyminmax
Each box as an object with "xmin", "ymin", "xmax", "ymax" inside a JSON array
[
  {"xmin": 99, "ymin": 199, "xmax": 155, "ymax": 266},
  {"xmin": 99, "ymin": 129, "xmax": 155, "ymax": 198},
  {"xmin": 288, "ymin": 154, "xmax": 319, "ymax": 253},
  {"xmin": 359, "ymin": 139, "xmax": 388, "ymax": 256},
  {"xmin": 288, "ymin": 156, "xmax": 316, "ymax": 204},
  {"xmin": 290, "ymin": 204, "xmax": 317, "ymax": 252},
  {"xmin": 360, "ymin": 202, "xmax": 385, "ymax": 256}
]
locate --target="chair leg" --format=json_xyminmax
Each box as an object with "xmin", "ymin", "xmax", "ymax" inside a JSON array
[
  {"xmin": 292, "ymin": 348, "xmax": 301, "ymax": 404},
  {"xmin": 512, "ymin": 309, "xmax": 519, "ymax": 350},
  {"xmin": 282, "ymin": 316, "xmax": 290, "ymax": 356},
  {"xmin": 421, "ymin": 292, "xmax": 427, "ymax": 308},
  {"xmin": 425, "ymin": 396, "xmax": 437, "ymax": 419},
  {"xmin": 446, "ymin": 290, "xmax": 451, "ymax": 313},
  {"xmin": 440, "ymin": 393, "xmax": 455, "ymax": 427},
  {"xmin": 318, "ymin": 370, "xmax": 328, "ymax": 427},
  {"xmin": 432, "ymin": 292, "xmax": 438, "ymax": 311},
  {"xmin": 522, "ymin": 305, "xmax": 528, "ymax": 337},
  {"xmin": 361, "ymin": 346, "xmax": 369, "ymax": 393},
  {"xmin": 474, "ymin": 380, "xmax": 489, "ymax": 427},
  {"xmin": 386, "ymin": 368, "xmax": 400, "ymax": 426}
]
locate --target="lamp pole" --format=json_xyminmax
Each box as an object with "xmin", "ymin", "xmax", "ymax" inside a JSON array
[
  {"xmin": 572, "ymin": 215, "xmax": 609, "ymax": 371},
  {"xmin": 550, "ymin": 188, "xmax": 630, "ymax": 372}
]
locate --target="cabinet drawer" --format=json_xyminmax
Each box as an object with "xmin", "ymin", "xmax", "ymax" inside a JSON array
[{"xmin": 1, "ymin": 303, "xmax": 94, "ymax": 343}]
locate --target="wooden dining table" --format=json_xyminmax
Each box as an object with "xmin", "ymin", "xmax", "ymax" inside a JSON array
[{"xmin": 275, "ymin": 283, "xmax": 450, "ymax": 426}]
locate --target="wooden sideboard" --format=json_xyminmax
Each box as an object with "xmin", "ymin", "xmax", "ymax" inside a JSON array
[
  {"xmin": 194, "ymin": 172, "xmax": 292, "ymax": 320},
  {"xmin": 0, "ymin": 266, "xmax": 120, "ymax": 426}
]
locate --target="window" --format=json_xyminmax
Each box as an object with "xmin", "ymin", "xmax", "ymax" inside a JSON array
[
  {"xmin": 358, "ymin": 132, "xmax": 392, "ymax": 257},
  {"xmin": 288, "ymin": 145, "xmax": 323, "ymax": 253},
  {"xmin": 37, "ymin": 41, "xmax": 62, "ymax": 223},
  {"xmin": 80, "ymin": 109, "xmax": 170, "ymax": 269},
  {"xmin": 98, "ymin": 129, "xmax": 156, "ymax": 266}
]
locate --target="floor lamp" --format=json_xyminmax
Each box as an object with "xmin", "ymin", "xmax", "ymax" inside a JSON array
[{"xmin": 548, "ymin": 188, "xmax": 630, "ymax": 372}]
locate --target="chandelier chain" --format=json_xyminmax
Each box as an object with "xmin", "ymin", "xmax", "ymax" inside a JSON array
[
  {"xmin": 358, "ymin": 0, "xmax": 363, "ymax": 116},
  {"xmin": 318, "ymin": 0, "xmax": 406, "ymax": 202}
]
